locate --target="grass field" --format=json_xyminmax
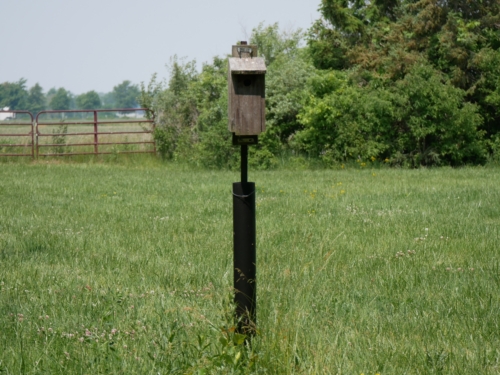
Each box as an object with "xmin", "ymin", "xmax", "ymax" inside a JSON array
[{"xmin": 0, "ymin": 160, "xmax": 499, "ymax": 374}]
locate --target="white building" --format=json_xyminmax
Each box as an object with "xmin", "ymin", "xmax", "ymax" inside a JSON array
[{"xmin": 0, "ymin": 107, "xmax": 15, "ymax": 121}]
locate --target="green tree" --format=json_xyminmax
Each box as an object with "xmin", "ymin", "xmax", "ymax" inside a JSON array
[
  {"xmin": 0, "ymin": 79, "xmax": 28, "ymax": 110},
  {"xmin": 140, "ymin": 23, "xmax": 312, "ymax": 168},
  {"xmin": 140, "ymin": 56, "xmax": 201, "ymax": 161},
  {"xmin": 49, "ymin": 88, "xmax": 71, "ymax": 110},
  {"xmin": 46, "ymin": 88, "xmax": 57, "ymax": 104},
  {"xmin": 250, "ymin": 22, "xmax": 303, "ymax": 66},
  {"xmin": 296, "ymin": 63, "xmax": 486, "ymax": 166},
  {"xmin": 26, "ymin": 83, "xmax": 46, "ymax": 115},
  {"xmin": 113, "ymin": 80, "xmax": 140, "ymax": 108},
  {"xmin": 304, "ymin": 0, "xmax": 500, "ymax": 163},
  {"xmin": 100, "ymin": 92, "xmax": 116, "ymax": 108},
  {"xmin": 392, "ymin": 64, "xmax": 486, "ymax": 166},
  {"xmin": 75, "ymin": 90, "xmax": 101, "ymax": 110}
]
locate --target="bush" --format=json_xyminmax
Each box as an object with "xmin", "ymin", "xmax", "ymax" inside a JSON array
[
  {"xmin": 296, "ymin": 64, "xmax": 487, "ymax": 166},
  {"xmin": 392, "ymin": 64, "xmax": 486, "ymax": 166}
]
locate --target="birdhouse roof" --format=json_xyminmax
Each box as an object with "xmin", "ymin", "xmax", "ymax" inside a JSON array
[{"xmin": 228, "ymin": 57, "xmax": 266, "ymax": 74}]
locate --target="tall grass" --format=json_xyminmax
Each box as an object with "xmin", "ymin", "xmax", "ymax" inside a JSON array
[{"xmin": 0, "ymin": 163, "xmax": 499, "ymax": 374}]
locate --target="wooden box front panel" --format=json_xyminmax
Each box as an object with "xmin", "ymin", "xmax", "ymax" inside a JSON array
[{"xmin": 228, "ymin": 74, "xmax": 265, "ymax": 135}]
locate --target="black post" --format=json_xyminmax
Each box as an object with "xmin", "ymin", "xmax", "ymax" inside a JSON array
[
  {"xmin": 233, "ymin": 144, "xmax": 256, "ymax": 335},
  {"xmin": 241, "ymin": 144, "xmax": 248, "ymax": 183}
]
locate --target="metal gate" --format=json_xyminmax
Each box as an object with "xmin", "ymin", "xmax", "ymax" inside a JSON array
[
  {"xmin": 0, "ymin": 111, "xmax": 35, "ymax": 157},
  {"xmin": 0, "ymin": 108, "xmax": 155, "ymax": 158}
]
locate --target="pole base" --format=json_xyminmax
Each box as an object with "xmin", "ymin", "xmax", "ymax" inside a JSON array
[{"xmin": 232, "ymin": 182, "xmax": 256, "ymax": 335}]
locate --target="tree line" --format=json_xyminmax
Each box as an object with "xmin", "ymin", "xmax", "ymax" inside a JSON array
[
  {"xmin": 3, "ymin": 0, "xmax": 498, "ymax": 167},
  {"xmin": 0, "ymin": 80, "xmax": 140, "ymax": 115},
  {"xmin": 140, "ymin": 0, "xmax": 500, "ymax": 167}
]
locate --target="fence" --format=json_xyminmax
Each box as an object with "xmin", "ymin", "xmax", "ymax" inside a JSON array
[
  {"xmin": 0, "ymin": 109, "xmax": 155, "ymax": 158},
  {"xmin": 0, "ymin": 111, "xmax": 35, "ymax": 157}
]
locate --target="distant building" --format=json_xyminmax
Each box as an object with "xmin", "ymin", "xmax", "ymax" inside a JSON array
[
  {"xmin": 0, "ymin": 107, "xmax": 15, "ymax": 121},
  {"xmin": 116, "ymin": 109, "xmax": 145, "ymax": 118}
]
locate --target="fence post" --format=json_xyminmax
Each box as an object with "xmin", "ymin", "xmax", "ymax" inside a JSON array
[
  {"xmin": 94, "ymin": 111, "xmax": 98, "ymax": 155},
  {"xmin": 151, "ymin": 111, "xmax": 157, "ymax": 155},
  {"xmin": 33, "ymin": 118, "xmax": 37, "ymax": 159}
]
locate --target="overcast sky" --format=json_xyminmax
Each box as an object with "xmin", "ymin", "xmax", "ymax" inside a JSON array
[{"xmin": 1, "ymin": 0, "xmax": 320, "ymax": 95}]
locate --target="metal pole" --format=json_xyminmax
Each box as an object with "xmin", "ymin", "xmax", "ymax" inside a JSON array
[
  {"xmin": 93, "ymin": 111, "xmax": 98, "ymax": 155},
  {"xmin": 32, "ymin": 120, "xmax": 36, "ymax": 159},
  {"xmin": 233, "ymin": 178, "xmax": 256, "ymax": 336},
  {"xmin": 35, "ymin": 113, "xmax": 40, "ymax": 158},
  {"xmin": 241, "ymin": 144, "xmax": 248, "ymax": 183}
]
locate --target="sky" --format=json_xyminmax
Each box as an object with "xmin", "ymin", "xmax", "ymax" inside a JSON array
[{"xmin": 1, "ymin": 0, "xmax": 320, "ymax": 95}]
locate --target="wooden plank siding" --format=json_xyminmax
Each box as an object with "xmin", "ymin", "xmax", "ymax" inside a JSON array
[{"xmin": 228, "ymin": 45, "xmax": 266, "ymax": 136}]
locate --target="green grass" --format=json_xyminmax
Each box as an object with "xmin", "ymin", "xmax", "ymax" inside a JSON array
[{"xmin": 0, "ymin": 161, "xmax": 499, "ymax": 374}]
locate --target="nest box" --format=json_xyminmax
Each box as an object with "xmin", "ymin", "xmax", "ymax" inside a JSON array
[{"xmin": 228, "ymin": 44, "xmax": 266, "ymax": 137}]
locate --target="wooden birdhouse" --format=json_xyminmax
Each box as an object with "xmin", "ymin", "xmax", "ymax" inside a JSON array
[{"xmin": 228, "ymin": 43, "xmax": 266, "ymax": 141}]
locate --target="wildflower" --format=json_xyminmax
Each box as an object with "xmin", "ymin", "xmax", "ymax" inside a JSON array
[
  {"xmin": 384, "ymin": 158, "xmax": 389, "ymax": 163},
  {"xmin": 371, "ymin": 156, "xmax": 376, "ymax": 161},
  {"xmin": 340, "ymin": 190, "xmax": 345, "ymax": 194}
]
